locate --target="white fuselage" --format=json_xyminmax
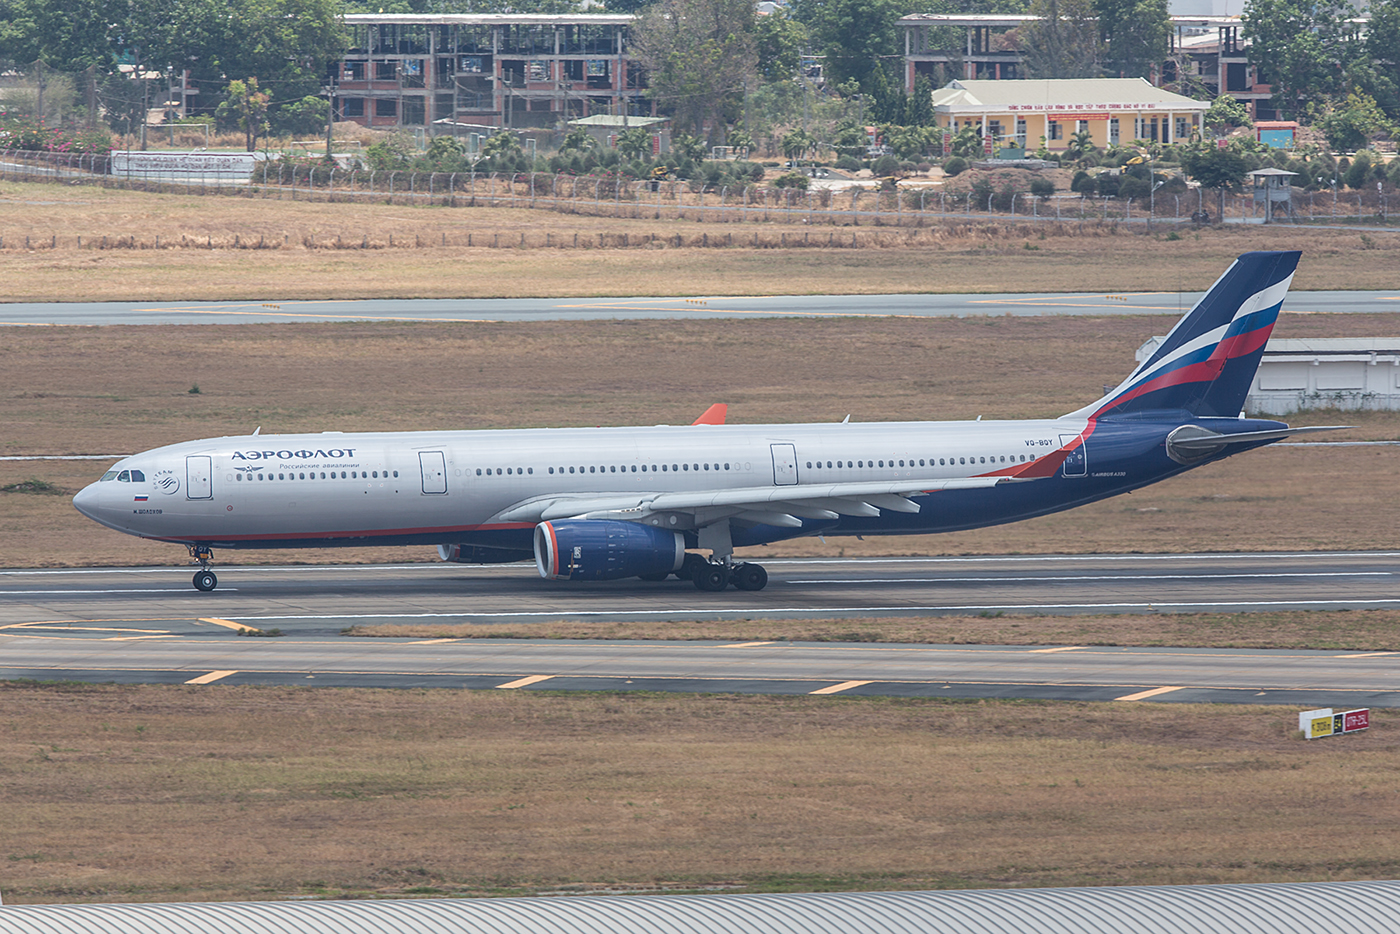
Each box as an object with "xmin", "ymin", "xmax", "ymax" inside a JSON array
[{"xmin": 73, "ymin": 418, "xmax": 1089, "ymax": 548}]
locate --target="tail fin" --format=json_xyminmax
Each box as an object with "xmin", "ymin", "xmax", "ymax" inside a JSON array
[{"xmin": 1067, "ymin": 251, "xmax": 1300, "ymax": 420}]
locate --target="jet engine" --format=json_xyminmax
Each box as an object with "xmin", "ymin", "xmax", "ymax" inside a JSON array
[
  {"xmin": 534, "ymin": 520, "xmax": 685, "ymax": 581},
  {"xmin": 437, "ymin": 543, "xmax": 533, "ymax": 564}
]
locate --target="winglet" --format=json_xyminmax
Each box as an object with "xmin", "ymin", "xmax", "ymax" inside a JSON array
[{"xmin": 692, "ymin": 403, "xmax": 727, "ymax": 425}]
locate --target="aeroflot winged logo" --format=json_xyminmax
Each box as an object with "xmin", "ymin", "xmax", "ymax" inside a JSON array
[
  {"xmin": 154, "ymin": 473, "xmax": 180, "ymax": 495},
  {"xmin": 232, "ymin": 448, "xmax": 357, "ymax": 460}
]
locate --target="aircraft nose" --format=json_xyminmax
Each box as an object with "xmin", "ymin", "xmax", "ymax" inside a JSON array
[{"xmin": 73, "ymin": 483, "xmax": 102, "ymax": 520}]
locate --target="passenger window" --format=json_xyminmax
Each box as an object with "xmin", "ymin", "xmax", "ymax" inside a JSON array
[
  {"xmin": 610, "ymin": 466, "xmax": 616, "ymax": 473},
  {"xmin": 724, "ymin": 463, "xmax": 730, "ymax": 470},
  {"xmin": 672, "ymin": 464, "xmax": 679, "ymax": 471},
  {"xmin": 279, "ymin": 473, "xmax": 286, "ymax": 480},
  {"xmin": 117, "ymin": 470, "xmax": 130, "ymax": 482},
  {"xmin": 236, "ymin": 473, "xmax": 242, "ymax": 481},
  {"xmin": 299, "ymin": 473, "xmax": 306, "ymax": 479},
  {"xmin": 257, "ymin": 474, "xmax": 263, "ymax": 481},
  {"xmin": 662, "ymin": 465, "xmax": 668, "ymax": 471},
  {"xmin": 631, "ymin": 465, "xmax": 637, "ymax": 472},
  {"xmin": 528, "ymin": 468, "xmax": 533, "ymax": 474}
]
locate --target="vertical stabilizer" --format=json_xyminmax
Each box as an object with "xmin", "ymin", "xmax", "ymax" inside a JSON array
[{"xmin": 1067, "ymin": 251, "xmax": 1300, "ymax": 419}]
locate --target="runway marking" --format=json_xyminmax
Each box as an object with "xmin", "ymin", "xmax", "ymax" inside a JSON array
[
  {"xmin": 497, "ymin": 674, "xmax": 553, "ymax": 689},
  {"xmin": 199, "ymin": 617, "xmax": 261, "ymax": 633},
  {"xmin": 221, "ymin": 598, "xmax": 1400, "ymax": 622},
  {"xmin": 406, "ymin": 638, "xmax": 460, "ymax": 645},
  {"xmin": 0, "ymin": 588, "xmax": 221, "ymax": 594},
  {"xmin": 1116, "ymin": 686, "xmax": 1185, "ymax": 701},
  {"xmin": 1336, "ymin": 651, "xmax": 1400, "ymax": 658},
  {"xmin": 137, "ymin": 303, "xmax": 497, "ymax": 324},
  {"xmin": 810, "ymin": 680, "xmax": 873, "ymax": 695},
  {"xmin": 0, "ymin": 621, "xmax": 170, "ymax": 633},
  {"xmin": 721, "ymin": 641, "xmax": 777, "ymax": 648},
  {"xmin": 184, "ymin": 670, "xmax": 237, "ymax": 685},
  {"xmin": 1029, "ymin": 646, "xmax": 1088, "ymax": 654},
  {"xmin": 793, "ymin": 572, "xmax": 1393, "ymax": 584},
  {"xmin": 100, "ymin": 634, "xmax": 179, "ymax": 641}
]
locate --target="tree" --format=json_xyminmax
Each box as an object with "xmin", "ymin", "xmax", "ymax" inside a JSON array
[
  {"xmin": 781, "ymin": 127, "xmax": 813, "ymax": 160},
  {"xmin": 1242, "ymin": 0, "xmax": 1362, "ymax": 120},
  {"xmin": 1363, "ymin": 0, "xmax": 1400, "ymax": 120},
  {"xmin": 1020, "ymin": 0, "xmax": 1100, "ymax": 79},
  {"xmin": 671, "ymin": 131, "xmax": 708, "ymax": 162},
  {"xmin": 1203, "ymin": 93, "xmax": 1253, "ymax": 136},
  {"xmin": 219, "ymin": 77, "xmax": 270, "ymax": 151},
  {"xmin": 559, "ymin": 125, "xmax": 596, "ymax": 153},
  {"xmin": 754, "ymin": 10, "xmax": 806, "ymax": 81},
  {"xmin": 793, "ymin": 0, "xmax": 902, "ymax": 90},
  {"xmin": 904, "ymin": 75, "xmax": 935, "ymax": 128},
  {"xmin": 1181, "ymin": 141, "xmax": 1249, "ymax": 216},
  {"xmin": 1315, "ymin": 90, "xmax": 1396, "ymax": 151},
  {"xmin": 632, "ymin": 0, "xmax": 758, "ymax": 143},
  {"xmin": 617, "ymin": 126, "xmax": 654, "ymax": 160},
  {"xmin": 1095, "ymin": 0, "xmax": 1169, "ymax": 79}
]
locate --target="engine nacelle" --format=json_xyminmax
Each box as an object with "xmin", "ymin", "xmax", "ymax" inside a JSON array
[
  {"xmin": 534, "ymin": 520, "xmax": 685, "ymax": 581},
  {"xmin": 437, "ymin": 543, "xmax": 532, "ymax": 565}
]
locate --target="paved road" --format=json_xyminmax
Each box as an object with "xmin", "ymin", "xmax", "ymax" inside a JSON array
[
  {"xmin": 1, "ymin": 291, "xmax": 1398, "ymax": 326},
  {"xmin": 3, "ymin": 553, "xmax": 1396, "ymax": 707}
]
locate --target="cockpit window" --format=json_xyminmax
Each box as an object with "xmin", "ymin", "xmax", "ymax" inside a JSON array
[
  {"xmin": 100, "ymin": 471, "xmax": 119, "ymax": 481},
  {"xmin": 117, "ymin": 470, "xmax": 131, "ymax": 482},
  {"xmin": 129, "ymin": 470, "xmax": 146, "ymax": 482}
]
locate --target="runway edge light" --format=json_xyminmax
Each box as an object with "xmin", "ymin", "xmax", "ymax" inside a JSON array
[{"xmin": 1299, "ymin": 707, "xmax": 1370, "ymax": 739}]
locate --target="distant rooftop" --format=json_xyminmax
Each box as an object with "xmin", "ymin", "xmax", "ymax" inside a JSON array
[
  {"xmin": 568, "ymin": 115, "xmax": 668, "ymax": 127},
  {"xmin": 932, "ymin": 78, "xmax": 1210, "ymax": 111}
]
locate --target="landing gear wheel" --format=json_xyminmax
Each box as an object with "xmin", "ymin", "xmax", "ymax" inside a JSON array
[
  {"xmin": 637, "ymin": 570, "xmax": 671, "ymax": 582},
  {"xmin": 676, "ymin": 553, "xmax": 707, "ymax": 581},
  {"xmin": 693, "ymin": 564, "xmax": 729, "ymax": 592},
  {"xmin": 193, "ymin": 570, "xmax": 218, "ymax": 592},
  {"xmin": 731, "ymin": 563, "xmax": 768, "ymax": 591}
]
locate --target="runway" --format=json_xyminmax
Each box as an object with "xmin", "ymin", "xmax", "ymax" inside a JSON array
[
  {"xmin": 1, "ymin": 290, "xmax": 1398, "ymax": 326},
  {"xmin": 2, "ymin": 552, "xmax": 1397, "ymax": 707}
]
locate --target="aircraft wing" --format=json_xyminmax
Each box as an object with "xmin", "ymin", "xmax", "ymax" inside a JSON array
[{"xmin": 495, "ymin": 475, "xmax": 1031, "ymax": 528}]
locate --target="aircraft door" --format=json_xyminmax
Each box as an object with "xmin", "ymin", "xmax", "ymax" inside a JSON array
[
  {"xmin": 1059, "ymin": 434, "xmax": 1087, "ymax": 477},
  {"xmin": 419, "ymin": 451, "xmax": 448, "ymax": 494},
  {"xmin": 771, "ymin": 443, "xmax": 798, "ymax": 485},
  {"xmin": 185, "ymin": 455, "xmax": 212, "ymax": 499}
]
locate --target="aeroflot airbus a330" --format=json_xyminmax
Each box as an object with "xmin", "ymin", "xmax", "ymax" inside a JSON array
[{"xmin": 75, "ymin": 251, "xmax": 1338, "ymax": 593}]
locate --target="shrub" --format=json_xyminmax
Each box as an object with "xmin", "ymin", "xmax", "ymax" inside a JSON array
[
  {"xmin": 835, "ymin": 154, "xmax": 862, "ymax": 172},
  {"xmin": 1117, "ymin": 175, "xmax": 1151, "ymax": 201},
  {"xmin": 772, "ymin": 171, "xmax": 810, "ymax": 189},
  {"xmin": 873, "ymin": 153, "xmax": 900, "ymax": 176},
  {"xmin": 1070, "ymin": 170, "xmax": 1093, "ymax": 193},
  {"xmin": 942, "ymin": 156, "xmax": 968, "ymax": 177},
  {"xmin": 1029, "ymin": 176, "xmax": 1055, "ymax": 198}
]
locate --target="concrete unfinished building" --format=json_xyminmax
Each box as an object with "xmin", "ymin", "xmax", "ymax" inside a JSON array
[{"xmin": 336, "ymin": 13, "xmax": 649, "ymax": 134}]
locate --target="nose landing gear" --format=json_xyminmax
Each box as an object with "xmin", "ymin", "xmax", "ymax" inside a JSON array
[{"xmin": 188, "ymin": 544, "xmax": 217, "ymax": 592}]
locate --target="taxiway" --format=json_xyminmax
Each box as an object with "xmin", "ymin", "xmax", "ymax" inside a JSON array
[{"xmin": 2, "ymin": 553, "xmax": 1396, "ymax": 707}]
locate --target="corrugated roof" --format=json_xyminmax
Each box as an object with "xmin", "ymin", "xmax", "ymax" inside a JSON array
[
  {"xmin": 932, "ymin": 78, "xmax": 1209, "ymax": 111},
  {"xmin": 4, "ymin": 882, "xmax": 1400, "ymax": 934}
]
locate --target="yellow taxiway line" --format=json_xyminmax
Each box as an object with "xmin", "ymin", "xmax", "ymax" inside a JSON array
[
  {"xmin": 809, "ymin": 680, "xmax": 872, "ymax": 695},
  {"xmin": 497, "ymin": 674, "xmax": 554, "ymax": 689},
  {"xmin": 1116, "ymin": 686, "xmax": 1185, "ymax": 701},
  {"xmin": 185, "ymin": 670, "xmax": 238, "ymax": 685}
]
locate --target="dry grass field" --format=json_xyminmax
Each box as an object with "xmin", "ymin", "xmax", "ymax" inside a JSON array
[
  {"xmin": 4, "ymin": 184, "xmax": 1400, "ymax": 908},
  {"xmin": 0, "ymin": 181, "xmax": 1398, "ymax": 300},
  {"xmin": 2, "ymin": 684, "xmax": 1397, "ymax": 905},
  {"xmin": 1, "ymin": 312, "xmax": 1397, "ymax": 568}
]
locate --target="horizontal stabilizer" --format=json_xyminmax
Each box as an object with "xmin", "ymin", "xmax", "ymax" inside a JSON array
[{"xmin": 1167, "ymin": 424, "xmax": 1349, "ymax": 462}]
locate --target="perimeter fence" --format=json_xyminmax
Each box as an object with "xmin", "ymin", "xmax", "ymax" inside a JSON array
[{"xmin": 2, "ymin": 148, "xmax": 1397, "ymax": 231}]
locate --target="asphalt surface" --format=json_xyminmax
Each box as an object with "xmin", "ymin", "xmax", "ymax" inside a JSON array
[
  {"xmin": 1, "ymin": 290, "xmax": 1398, "ymax": 326},
  {"xmin": 3, "ymin": 553, "xmax": 1396, "ymax": 707}
]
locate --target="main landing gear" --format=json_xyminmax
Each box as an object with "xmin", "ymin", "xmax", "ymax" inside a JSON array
[
  {"xmin": 675, "ymin": 553, "xmax": 769, "ymax": 592},
  {"xmin": 189, "ymin": 544, "xmax": 218, "ymax": 592}
]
